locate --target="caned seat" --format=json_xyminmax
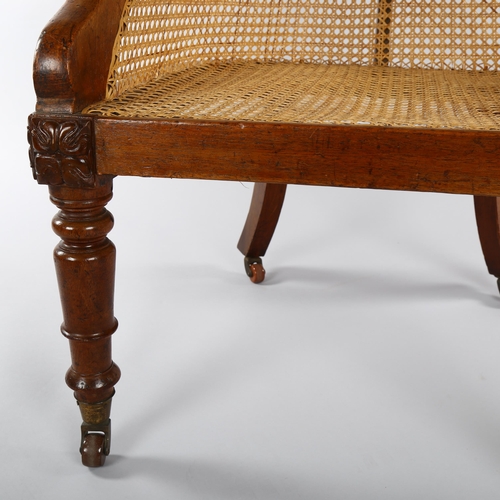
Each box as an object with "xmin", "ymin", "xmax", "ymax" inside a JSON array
[
  {"xmin": 28, "ymin": 0, "xmax": 500, "ymax": 466},
  {"xmin": 86, "ymin": 60, "xmax": 500, "ymax": 129}
]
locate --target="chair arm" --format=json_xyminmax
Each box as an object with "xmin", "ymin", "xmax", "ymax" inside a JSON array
[{"xmin": 33, "ymin": 0, "xmax": 126, "ymax": 113}]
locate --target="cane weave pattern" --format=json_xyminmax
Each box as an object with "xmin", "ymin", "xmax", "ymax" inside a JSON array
[
  {"xmin": 105, "ymin": 0, "xmax": 383, "ymax": 98},
  {"xmin": 86, "ymin": 60, "xmax": 500, "ymax": 130},
  {"xmin": 84, "ymin": 0, "xmax": 500, "ymax": 130}
]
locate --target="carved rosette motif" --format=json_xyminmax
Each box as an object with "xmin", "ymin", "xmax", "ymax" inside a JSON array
[{"xmin": 28, "ymin": 115, "xmax": 96, "ymax": 188}]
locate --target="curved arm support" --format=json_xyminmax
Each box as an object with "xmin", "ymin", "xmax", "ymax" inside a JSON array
[{"xmin": 34, "ymin": 0, "xmax": 126, "ymax": 113}]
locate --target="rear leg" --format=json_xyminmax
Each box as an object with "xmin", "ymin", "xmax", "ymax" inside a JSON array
[
  {"xmin": 474, "ymin": 195, "xmax": 500, "ymax": 293},
  {"xmin": 237, "ymin": 183, "xmax": 287, "ymax": 283}
]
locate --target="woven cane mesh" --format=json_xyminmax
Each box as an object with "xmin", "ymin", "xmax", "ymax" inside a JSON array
[
  {"xmin": 387, "ymin": 0, "xmax": 500, "ymax": 71},
  {"xmin": 86, "ymin": 60, "xmax": 500, "ymax": 130},
  {"xmin": 105, "ymin": 0, "xmax": 382, "ymax": 98},
  {"xmin": 84, "ymin": 0, "xmax": 500, "ymax": 130},
  {"xmin": 104, "ymin": 0, "xmax": 500, "ymax": 98}
]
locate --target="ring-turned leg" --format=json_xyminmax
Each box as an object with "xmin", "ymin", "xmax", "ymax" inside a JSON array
[
  {"xmin": 50, "ymin": 177, "xmax": 121, "ymax": 467},
  {"xmin": 237, "ymin": 183, "xmax": 287, "ymax": 283},
  {"xmin": 474, "ymin": 195, "xmax": 500, "ymax": 293},
  {"xmin": 28, "ymin": 115, "xmax": 120, "ymax": 466}
]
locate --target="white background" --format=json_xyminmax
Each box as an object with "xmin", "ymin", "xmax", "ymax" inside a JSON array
[{"xmin": 2, "ymin": 1, "xmax": 500, "ymax": 498}]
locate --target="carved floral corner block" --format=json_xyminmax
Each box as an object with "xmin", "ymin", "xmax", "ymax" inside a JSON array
[{"xmin": 28, "ymin": 115, "xmax": 96, "ymax": 188}]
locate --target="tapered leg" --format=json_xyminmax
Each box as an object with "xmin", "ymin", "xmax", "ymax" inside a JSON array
[
  {"xmin": 49, "ymin": 176, "xmax": 120, "ymax": 467},
  {"xmin": 237, "ymin": 183, "xmax": 287, "ymax": 283},
  {"xmin": 474, "ymin": 195, "xmax": 500, "ymax": 292}
]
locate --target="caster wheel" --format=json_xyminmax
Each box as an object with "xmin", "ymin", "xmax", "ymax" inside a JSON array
[
  {"xmin": 81, "ymin": 433, "xmax": 106, "ymax": 467},
  {"xmin": 497, "ymin": 278, "xmax": 500, "ymax": 296},
  {"xmin": 249, "ymin": 263, "xmax": 266, "ymax": 284}
]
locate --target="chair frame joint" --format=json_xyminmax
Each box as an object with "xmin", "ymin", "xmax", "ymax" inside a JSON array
[{"xmin": 27, "ymin": 114, "xmax": 96, "ymax": 189}]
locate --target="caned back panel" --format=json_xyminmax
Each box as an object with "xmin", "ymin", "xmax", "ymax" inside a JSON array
[{"xmin": 107, "ymin": 0, "xmax": 500, "ymax": 98}]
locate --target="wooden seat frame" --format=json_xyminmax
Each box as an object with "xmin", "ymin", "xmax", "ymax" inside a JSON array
[{"xmin": 28, "ymin": 0, "xmax": 500, "ymax": 466}]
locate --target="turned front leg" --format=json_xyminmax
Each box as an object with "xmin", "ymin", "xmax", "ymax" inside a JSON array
[{"xmin": 50, "ymin": 178, "xmax": 120, "ymax": 467}]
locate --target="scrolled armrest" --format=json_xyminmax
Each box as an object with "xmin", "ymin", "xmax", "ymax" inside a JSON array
[{"xmin": 33, "ymin": 0, "xmax": 126, "ymax": 113}]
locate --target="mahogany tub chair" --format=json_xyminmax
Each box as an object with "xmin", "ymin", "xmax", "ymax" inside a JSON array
[{"xmin": 28, "ymin": 0, "xmax": 500, "ymax": 466}]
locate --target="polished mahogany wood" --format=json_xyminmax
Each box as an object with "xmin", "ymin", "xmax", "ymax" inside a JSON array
[
  {"xmin": 28, "ymin": 114, "xmax": 97, "ymax": 188},
  {"xmin": 238, "ymin": 183, "xmax": 287, "ymax": 258},
  {"xmin": 474, "ymin": 196, "xmax": 500, "ymax": 278},
  {"xmin": 34, "ymin": 0, "xmax": 126, "ymax": 113},
  {"xmin": 50, "ymin": 176, "xmax": 120, "ymax": 405},
  {"xmin": 94, "ymin": 118, "xmax": 500, "ymax": 196}
]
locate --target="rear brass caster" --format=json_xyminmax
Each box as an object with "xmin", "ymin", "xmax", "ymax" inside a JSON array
[
  {"xmin": 244, "ymin": 256, "xmax": 266, "ymax": 284},
  {"xmin": 81, "ymin": 433, "xmax": 106, "ymax": 467}
]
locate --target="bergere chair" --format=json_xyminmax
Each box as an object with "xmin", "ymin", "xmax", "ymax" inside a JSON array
[{"xmin": 28, "ymin": 0, "xmax": 500, "ymax": 467}]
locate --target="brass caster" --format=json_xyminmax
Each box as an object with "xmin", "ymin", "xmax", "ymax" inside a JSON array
[
  {"xmin": 244, "ymin": 256, "xmax": 266, "ymax": 284},
  {"xmin": 78, "ymin": 396, "xmax": 112, "ymax": 467},
  {"xmin": 81, "ymin": 433, "xmax": 106, "ymax": 467}
]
